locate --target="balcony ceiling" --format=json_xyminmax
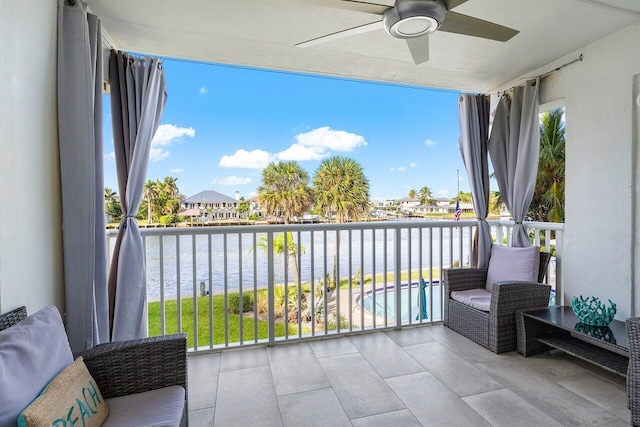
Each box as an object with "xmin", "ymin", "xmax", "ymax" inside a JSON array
[{"xmin": 88, "ymin": 0, "xmax": 640, "ymax": 92}]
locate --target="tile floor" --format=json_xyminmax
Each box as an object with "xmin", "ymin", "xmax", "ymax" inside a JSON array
[{"xmin": 187, "ymin": 324, "xmax": 629, "ymax": 426}]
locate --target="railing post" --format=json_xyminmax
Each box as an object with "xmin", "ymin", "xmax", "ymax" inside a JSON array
[
  {"xmin": 395, "ymin": 228, "xmax": 402, "ymax": 329},
  {"xmin": 267, "ymin": 231, "xmax": 275, "ymax": 345},
  {"xmin": 555, "ymin": 231, "xmax": 563, "ymax": 306}
]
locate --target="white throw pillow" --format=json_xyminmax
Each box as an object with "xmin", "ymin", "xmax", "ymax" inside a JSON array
[{"xmin": 485, "ymin": 245, "xmax": 540, "ymax": 292}]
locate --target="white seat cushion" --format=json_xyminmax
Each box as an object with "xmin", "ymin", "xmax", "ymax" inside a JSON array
[
  {"xmin": 485, "ymin": 245, "xmax": 540, "ymax": 292},
  {"xmin": 451, "ymin": 289, "xmax": 492, "ymax": 312},
  {"xmin": 103, "ymin": 385, "xmax": 185, "ymax": 427}
]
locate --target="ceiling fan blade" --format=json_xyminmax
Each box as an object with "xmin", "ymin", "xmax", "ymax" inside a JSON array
[
  {"xmin": 296, "ymin": 20, "xmax": 383, "ymax": 47},
  {"xmin": 406, "ymin": 35, "xmax": 429, "ymax": 65},
  {"xmin": 291, "ymin": 0, "xmax": 390, "ymax": 15},
  {"xmin": 438, "ymin": 11, "xmax": 519, "ymax": 42},
  {"xmin": 444, "ymin": 0, "xmax": 469, "ymax": 10}
]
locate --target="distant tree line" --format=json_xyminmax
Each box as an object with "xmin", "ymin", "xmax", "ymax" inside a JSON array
[{"xmin": 104, "ymin": 176, "xmax": 184, "ymax": 224}]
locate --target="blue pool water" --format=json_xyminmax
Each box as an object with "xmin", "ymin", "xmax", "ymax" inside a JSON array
[{"xmin": 357, "ymin": 281, "xmax": 443, "ymax": 322}]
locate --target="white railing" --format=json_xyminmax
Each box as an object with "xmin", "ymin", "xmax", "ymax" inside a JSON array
[{"xmin": 106, "ymin": 218, "xmax": 563, "ymax": 352}]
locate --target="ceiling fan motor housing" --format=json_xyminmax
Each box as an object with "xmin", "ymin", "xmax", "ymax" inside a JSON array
[{"xmin": 383, "ymin": 0, "xmax": 448, "ymax": 39}]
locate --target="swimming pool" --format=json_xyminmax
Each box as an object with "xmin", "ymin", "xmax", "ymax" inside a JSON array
[{"xmin": 357, "ymin": 281, "xmax": 443, "ymax": 322}]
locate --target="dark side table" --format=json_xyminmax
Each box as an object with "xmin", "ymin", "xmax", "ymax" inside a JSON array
[{"xmin": 516, "ymin": 306, "xmax": 629, "ymax": 377}]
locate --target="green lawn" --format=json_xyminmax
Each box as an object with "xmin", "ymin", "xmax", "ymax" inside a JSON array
[
  {"xmin": 148, "ymin": 294, "xmax": 294, "ymax": 348},
  {"xmin": 148, "ymin": 268, "xmax": 446, "ymax": 348}
]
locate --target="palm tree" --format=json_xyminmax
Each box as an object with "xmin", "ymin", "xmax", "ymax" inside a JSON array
[
  {"xmin": 418, "ymin": 186, "xmax": 433, "ymax": 205},
  {"xmin": 313, "ymin": 156, "xmax": 370, "ymax": 286},
  {"xmin": 313, "ymin": 156, "xmax": 370, "ymax": 223},
  {"xmin": 104, "ymin": 187, "xmax": 117, "ymax": 203},
  {"xmin": 457, "ymin": 191, "xmax": 473, "ymax": 204},
  {"xmin": 530, "ymin": 108, "xmax": 565, "ymax": 222},
  {"xmin": 250, "ymin": 232, "xmax": 305, "ymax": 285},
  {"xmin": 408, "ymin": 189, "xmax": 417, "ymax": 199},
  {"xmin": 104, "ymin": 187, "xmax": 121, "ymax": 221},
  {"xmin": 237, "ymin": 197, "xmax": 250, "ymax": 219},
  {"xmin": 143, "ymin": 180, "xmax": 158, "ymax": 223},
  {"xmin": 160, "ymin": 176, "xmax": 182, "ymax": 216},
  {"xmin": 257, "ymin": 161, "xmax": 313, "ymax": 224},
  {"xmin": 489, "ymin": 191, "xmax": 504, "ymax": 215},
  {"xmin": 162, "ymin": 176, "xmax": 180, "ymax": 199}
]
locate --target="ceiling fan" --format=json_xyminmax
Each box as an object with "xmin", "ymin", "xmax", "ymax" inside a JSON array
[{"xmin": 295, "ymin": 0, "xmax": 519, "ymax": 65}]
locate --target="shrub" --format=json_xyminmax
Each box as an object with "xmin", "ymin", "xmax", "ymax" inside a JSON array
[
  {"xmin": 159, "ymin": 214, "xmax": 177, "ymax": 225},
  {"xmin": 255, "ymin": 291, "xmax": 268, "ymax": 315},
  {"xmin": 228, "ymin": 292, "xmax": 253, "ymax": 314}
]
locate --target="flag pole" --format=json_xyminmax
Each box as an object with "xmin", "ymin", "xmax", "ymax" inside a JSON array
[{"xmin": 454, "ymin": 169, "xmax": 461, "ymax": 222}]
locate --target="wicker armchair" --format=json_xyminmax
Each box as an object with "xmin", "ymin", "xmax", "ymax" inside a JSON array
[
  {"xmin": 443, "ymin": 252, "xmax": 552, "ymax": 354},
  {"xmin": 0, "ymin": 306, "xmax": 188, "ymax": 427},
  {"xmin": 627, "ymin": 317, "xmax": 640, "ymax": 426}
]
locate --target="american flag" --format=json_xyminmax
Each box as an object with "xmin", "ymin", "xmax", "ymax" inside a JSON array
[{"xmin": 454, "ymin": 199, "xmax": 461, "ymax": 221}]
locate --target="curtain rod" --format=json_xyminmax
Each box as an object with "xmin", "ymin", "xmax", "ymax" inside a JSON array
[{"xmin": 496, "ymin": 54, "xmax": 583, "ymax": 97}]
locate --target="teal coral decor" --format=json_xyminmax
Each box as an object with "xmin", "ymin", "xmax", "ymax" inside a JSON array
[{"xmin": 571, "ymin": 295, "xmax": 616, "ymax": 327}]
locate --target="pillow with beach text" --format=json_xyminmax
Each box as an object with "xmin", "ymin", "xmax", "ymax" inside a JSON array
[{"xmin": 17, "ymin": 357, "xmax": 109, "ymax": 427}]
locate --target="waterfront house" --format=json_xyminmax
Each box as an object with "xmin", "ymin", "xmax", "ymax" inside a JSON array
[
  {"xmin": 397, "ymin": 196, "xmax": 421, "ymax": 214},
  {"xmin": 3, "ymin": 1, "xmax": 640, "ymax": 425},
  {"xmin": 181, "ymin": 190, "xmax": 239, "ymax": 221},
  {"xmin": 247, "ymin": 195, "xmax": 264, "ymax": 218}
]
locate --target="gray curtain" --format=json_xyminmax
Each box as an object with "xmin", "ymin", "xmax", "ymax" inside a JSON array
[
  {"xmin": 57, "ymin": 0, "xmax": 109, "ymax": 353},
  {"xmin": 458, "ymin": 94, "xmax": 491, "ymax": 268},
  {"xmin": 488, "ymin": 78, "xmax": 540, "ymax": 247},
  {"xmin": 108, "ymin": 51, "xmax": 167, "ymax": 341}
]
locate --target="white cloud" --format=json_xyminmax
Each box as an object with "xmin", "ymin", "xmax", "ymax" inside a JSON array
[
  {"xmin": 410, "ymin": 162, "xmax": 417, "ymax": 168},
  {"xmin": 390, "ymin": 166, "xmax": 406, "ymax": 172},
  {"xmin": 218, "ymin": 127, "xmax": 366, "ymax": 168},
  {"xmin": 212, "ymin": 176, "xmax": 253, "ymax": 186},
  {"xmin": 425, "ymin": 138, "xmax": 437, "ymax": 147},
  {"xmin": 105, "ymin": 151, "xmax": 115, "ymax": 161},
  {"xmin": 398, "ymin": 166, "xmax": 406, "ymax": 172},
  {"xmin": 390, "ymin": 167, "xmax": 395, "ymax": 172},
  {"xmin": 153, "ymin": 124, "xmax": 195, "ymax": 147},
  {"xmin": 219, "ymin": 149, "xmax": 275, "ymax": 169},
  {"xmin": 170, "ymin": 168, "xmax": 184, "ymax": 173},
  {"xmin": 149, "ymin": 148, "xmax": 169, "ymax": 162},
  {"xmin": 149, "ymin": 124, "xmax": 195, "ymax": 162},
  {"xmin": 199, "ymin": 86, "xmax": 207, "ymax": 95},
  {"xmin": 294, "ymin": 126, "xmax": 367, "ymax": 152},
  {"xmin": 277, "ymin": 144, "xmax": 328, "ymax": 161}
]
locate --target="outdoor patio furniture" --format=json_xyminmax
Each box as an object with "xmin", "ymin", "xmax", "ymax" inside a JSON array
[
  {"xmin": 627, "ymin": 317, "xmax": 640, "ymax": 426},
  {"xmin": 0, "ymin": 306, "xmax": 188, "ymax": 427},
  {"xmin": 443, "ymin": 249, "xmax": 552, "ymax": 353}
]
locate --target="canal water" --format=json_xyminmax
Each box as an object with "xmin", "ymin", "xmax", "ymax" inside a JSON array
[{"xmin": 142, "ymin": 220, "xmax": 472, "ymax": 300}]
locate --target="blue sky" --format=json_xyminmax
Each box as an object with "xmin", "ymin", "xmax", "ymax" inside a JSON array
[{"xmin": 103, "ymin": 58, "xmax": 470, "ymax": 201}]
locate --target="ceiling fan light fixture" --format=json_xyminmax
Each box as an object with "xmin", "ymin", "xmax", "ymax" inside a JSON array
[
  {"xmin": 383, "ymin": 0, "xmax": 448, "ymax": 39},
  {"xmin": 390, "ymin": 16, "xmax": 437, "ymax": 37}
]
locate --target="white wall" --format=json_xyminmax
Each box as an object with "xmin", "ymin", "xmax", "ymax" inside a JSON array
[
  {"xmin": 534, "ymin": 22, "xmax": 640, "ymax": 319},
  {"xmin": 0, "ymin": 0, "xmax": 64, "ymax": 314}
]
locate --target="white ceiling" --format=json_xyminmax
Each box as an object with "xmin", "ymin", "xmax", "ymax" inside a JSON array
[{"xmin": 88, "ymin": 0, "xmax": 640, "ymax": 92}]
